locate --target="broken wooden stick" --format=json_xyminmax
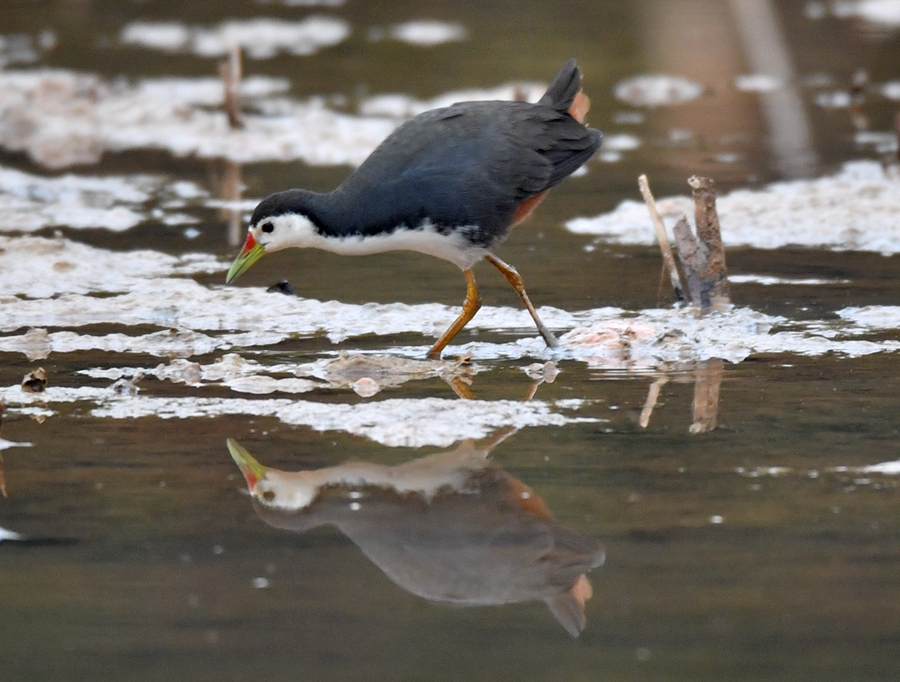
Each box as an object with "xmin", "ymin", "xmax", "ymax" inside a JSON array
[
  {"xmin": 642, "ymin": 174, "xmax": 731, "ymax": 311},
  {"xmin": 638, "ymin": 174, "xmax": 686, "ymax": 302},
  {"xmin": 672, "ymin": 176, "xmax": 731, "ymax": 311}
]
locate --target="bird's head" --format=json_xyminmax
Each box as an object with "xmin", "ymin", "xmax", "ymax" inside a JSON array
[
  {"xmin": 226, "ymin": 439, "xmax": 316, "ymax": 510},
  {"xmin": 225, "ymin": 190, "xmax": 318, "ymax": 284}
]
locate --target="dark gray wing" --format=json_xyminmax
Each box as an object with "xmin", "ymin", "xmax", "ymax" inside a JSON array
[{"xmin": 327, "ymin": 99, "xmax": 600, "ymax": 244}]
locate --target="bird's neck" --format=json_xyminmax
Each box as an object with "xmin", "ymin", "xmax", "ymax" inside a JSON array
[{"xmin": 285, "ymin": 187, "xmax": 360, "ymax": 238}]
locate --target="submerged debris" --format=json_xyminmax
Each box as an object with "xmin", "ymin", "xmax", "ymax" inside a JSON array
[
  {"xmin": 110, "ymin": 373, "xmax": 143, "ymax": 396},
  {"xmin": 265, "ymin": 280, "xmax": 296, "ymax": 296},
  {"xmin": 21, "ymin": 367, "xmax": 47, "ymax": 393}
]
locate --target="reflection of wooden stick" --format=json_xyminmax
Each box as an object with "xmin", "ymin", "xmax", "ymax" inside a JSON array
[
  {"xmin": 895, "ymin": 113, "xmax": 900, "ymax": 165},
  {"xmin": 639, "ymin": 375, "xmax": 669, "ymax": 428},
  {"xmin": 690, "ymin": 358, "xmax": 723, "ymax": 434},
  {"xmin": 220, "ymin": 42, "xmax": 244, "ymax": 130},
  {"xmin": 639, "ymin": 175, "xmax": 686, "ymax": 302},
  {"xmin": 0, "ymin": 401, "xmax": 6, "ymax": 497},
  {"xmin": 444, "ymin": 375, "xmax": 475, "ymax": 400},
  {"xmin": 222, "ymin": 160, "xmax": 243, "ymax": 247},
  {"xmin": 479, "ymin": 425, "xmax": 519, "ymax": 452}
]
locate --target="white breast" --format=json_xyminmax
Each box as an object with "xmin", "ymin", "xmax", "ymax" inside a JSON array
[
  {"xmin": 314, "ymin": 220, "xmax": 490, "ymax": 271},
  {"xmin": 272, "ymin": 213, "xmax": 490, "ymax": 271}
]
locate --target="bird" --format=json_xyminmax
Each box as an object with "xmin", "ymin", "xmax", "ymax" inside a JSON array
[
  {"xmin": 226, "ymin": 436, "xmax": 605, "ymax": 637},
  {"xmin": 226, "ymin": 59, "xmax": 602, "ymax": 359}
]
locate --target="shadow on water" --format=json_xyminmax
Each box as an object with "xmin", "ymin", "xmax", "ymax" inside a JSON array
[{"xmin": 225, "ymin": 432, "xmax": 605, "ymax": 637}]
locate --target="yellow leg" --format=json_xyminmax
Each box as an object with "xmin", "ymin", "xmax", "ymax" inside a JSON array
[
  {"xmin": 428, "ymin": 269, "xmax": 482, "ymax": 360},
  {"xmin": 484, "ymin": 254, "xmax": 560, "ymax": 349}
]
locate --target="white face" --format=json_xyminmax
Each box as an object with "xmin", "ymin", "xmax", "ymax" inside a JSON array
[
  {"xmin": 250, "ymin": 213, "xmax": 318, "ymax": 253},
  {"xmin": 252, "ymin": 474, "xmax": 316, "ymax": 511}
]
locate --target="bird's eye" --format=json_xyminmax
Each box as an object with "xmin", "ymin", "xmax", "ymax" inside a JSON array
[
  {"xmin": 262, "ymin": 490, "xmax": 275, "ymax": 502},
  {"xmin": 261, "ymin": 222, "xmax": 274, "ymax": 234}
]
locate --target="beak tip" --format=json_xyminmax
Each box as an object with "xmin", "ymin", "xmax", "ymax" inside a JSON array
[
  {"xmin": 226, "ymin": 439, "xmax": 267, "ymax": 491},
  {"xmin": 225, "ymin": 234, "xmax": 265, "ymax": 285}
]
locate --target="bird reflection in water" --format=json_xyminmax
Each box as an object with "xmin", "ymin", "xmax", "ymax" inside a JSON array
[{"xmin": 227, "ymin": 431, "xmax": 604, "ymax": 637}]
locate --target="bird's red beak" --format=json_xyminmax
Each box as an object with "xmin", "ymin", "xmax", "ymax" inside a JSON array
[
  {"xmin": 226, "ymin": 232, "xmax": 266, "ymax": 284},
  {"xmin": 226, "ymin": 439, "xmax": 267, "ymax": 490}
]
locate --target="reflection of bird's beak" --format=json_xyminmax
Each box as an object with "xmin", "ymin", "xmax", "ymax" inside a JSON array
[
  {"xmin": 226, "ymin": 232, "xmax": 265, "ymax": 284},
  {"xmin": 226, "ymin": 439, "xmax": 268, "ymax": 490}
]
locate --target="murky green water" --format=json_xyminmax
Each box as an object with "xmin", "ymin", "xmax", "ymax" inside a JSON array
[{"xmin": 2, "ymin": 1, "xmax": 900, "ymax": 680}]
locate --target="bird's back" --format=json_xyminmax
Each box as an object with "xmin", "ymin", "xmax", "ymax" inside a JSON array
[{"xmin": 317, "ymin": 61, "xmax": 601, "ymax": 249}]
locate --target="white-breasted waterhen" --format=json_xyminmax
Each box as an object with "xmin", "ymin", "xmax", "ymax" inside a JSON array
[{"xmin": 226, "ymin": 59, "xmax": 602, "ymax": 359}]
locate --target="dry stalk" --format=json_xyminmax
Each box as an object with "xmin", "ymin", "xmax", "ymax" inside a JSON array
[{"xmin": 638, "ymin": 174, "xmax": 686, "ymax": 302}]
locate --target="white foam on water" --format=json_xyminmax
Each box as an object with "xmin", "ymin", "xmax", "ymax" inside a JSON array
[
  {"xmin": 729, "ymin": 275, "xmax": 850, "ymax": 286},
  {"xmin": 738, "ymin": 460, "xmax": 900, "ymax": 478},
  {"xmin": 862, "ymin": 459, "xmax": 900, "ymax": 474},
  {"xmin": 734, "ymin": 74, "xmax": 784, "ymax": 92},
  {"xmin": 256, "ymin": 0, "xmax": 345, "ymax": 6},
  {"xmin": 602, "ymin": 134, "xmax": 642, "ymax": 151},
  {"xmin": 0, "ymin": 526, "xmax": 26, "ymax": 542},
  {"xmin": 1, "ymin": 236, "xmax": 899, "ymax": 365},
  {"xmin": 832, "ymin": 0, "xmax": 900, "ymax": 25},
  {"xmin": 613, "ymin": 74, "xmax": 705, "ymax": 107},
  {"xmin": 0, "ymin": 70, "xmax": 396, "ymax": 168},
  {"xmin": 0, "ymin": 438, "xmax": 33, "ymax": 449},
  {"xmin": 837, "ymin": 306, "xmax": 900, "ymax": 329},
  {"xmin": 0, "ymin": 34, "xmax": 34, "ymax": 64},
  {"xmin": 567, "ymin": 161, "xmax": 900, "ymax": 254},
  {"xmin": 0, "ymin": 235, "xmax": 222, "ymax": 299},
  {"xmin": 120, "ymin": 17, "xmax": 350, "ymax": 58},
  {"xmin": 854, "ymin": 131, "xmax": 899, "ymax": 155},
  {"xmin": 0, "ymin": 68, "xmax": 584, "ymax": 170},
  {"xmin": 0, "ymin": 164, "xmax": 206, "ymax": 233},
  {"xmin": 815, "ymin": 91, "xmax": 852, "ymax": 108},
  {"xmin": 370, "ymin": 21, "xmax": 468, "ymax": 46},
  {"xmin": 0, "ymin": 383, "xmax": 594, "ymax": 448}
]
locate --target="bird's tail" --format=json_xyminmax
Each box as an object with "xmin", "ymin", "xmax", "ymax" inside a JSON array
[{"xmin": 538, "ymin": 59, "xmax": 591, "ymax": 123}]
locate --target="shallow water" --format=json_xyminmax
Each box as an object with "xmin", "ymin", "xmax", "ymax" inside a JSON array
[{"xmin": 2, "ymin": 1, "xmax": 900, "ymax": 680}]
